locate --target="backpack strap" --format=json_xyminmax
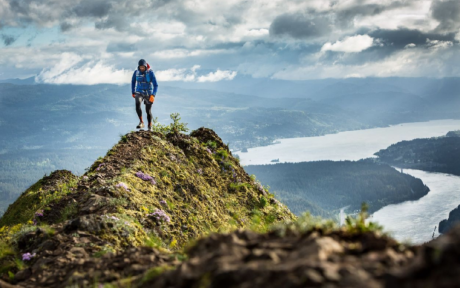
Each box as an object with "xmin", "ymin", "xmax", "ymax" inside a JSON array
[{"xmin": 146, "ymin": 70, "xmax": 151, "ymax": 83}]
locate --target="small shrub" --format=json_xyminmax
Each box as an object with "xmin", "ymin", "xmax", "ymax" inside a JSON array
[
  {"xmin": 120, "ymin": 134, "xmax": 128, "ymax": 143},
  {"xmin": 344, "ymin": 203, "xmax": 383, "ymax": 233},
  {"xmin": 151, "ymin": 113, "xmax": 189, "ymax": 135}
]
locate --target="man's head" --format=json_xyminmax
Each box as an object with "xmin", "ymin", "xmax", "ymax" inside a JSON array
[{"xmin": 138, "ymin": 59, "xmax": 147, "ymax": 72}]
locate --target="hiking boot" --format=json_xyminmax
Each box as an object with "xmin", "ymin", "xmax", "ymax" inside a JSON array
[
  {"xmin": 148, "ymin": 123, "xmax": 153, "ymax": 131},
  {"xmin": 136, "ymin": 122, "xmax": 145, "ymax": 129}
]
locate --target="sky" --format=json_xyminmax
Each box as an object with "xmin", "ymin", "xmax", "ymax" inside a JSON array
[{"xmin": 0, "ymin": 0, "xmax": 459, "ymax": 84}]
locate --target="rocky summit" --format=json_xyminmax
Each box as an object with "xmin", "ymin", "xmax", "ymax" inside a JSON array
[{"xmin": 0, "ymin": 128, "xmax": 460, "ymax": 288}]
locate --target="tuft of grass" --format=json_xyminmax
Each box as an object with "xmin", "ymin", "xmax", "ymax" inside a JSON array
[
  {"xmin": 229, "ymin": 182, "xmax": 251, "ymax": 192},
  {"xmin": 271, "ymin": 212, "xmax": 336, "ymax": 237},
  {"xmin": 143, "ymin": 233, "xmax": 167, "ymax": 250},
  {"xmin": 120, "ymin": 134, "xmax": 128, "ymax": 143},
  {"xmin": 206, "ymin": 140, "xmax": 217, "ymax": 149},
  {"xmin": 344, "ymin": 202, "xmax": 383, "ymax": 233}
]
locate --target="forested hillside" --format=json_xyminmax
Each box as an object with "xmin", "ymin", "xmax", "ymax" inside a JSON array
[
  {"xmin": 375, "ymin": 132, "xmax": 460, "ymax": 175},
  {"xmin": 245, "ymin": 160, "xmax": 429, "ymax": 215}
]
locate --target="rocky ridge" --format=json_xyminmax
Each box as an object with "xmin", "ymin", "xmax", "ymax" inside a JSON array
[{"xmin": 0, "ymin": 128, "xmax": 460, "ymax": 287}]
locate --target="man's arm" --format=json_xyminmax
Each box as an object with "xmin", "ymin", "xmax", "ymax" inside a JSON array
[
  {"xmin": 150, "ymin": 70, "xmax": 158, "ymax": 96},
  {"xmin": 131, "ymin": 71, "xmax": 137, "ymax": 94}
]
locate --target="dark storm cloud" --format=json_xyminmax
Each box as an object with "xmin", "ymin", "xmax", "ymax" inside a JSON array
[
  {"xmin": 431, "ymin": 0, "xmax": 460, "ymax": 32},
  {"xmin": 1, "ymin": 34, "xmax": 17, "ymax": 46},
  {"xmin": 95, "ymin": 14, "xmax": 128, "ymax": 31},
  {"xmin": 72, "ymin": 1, "xmax": 113, "ymax": 18},
  {"xmin": 269, "ymin": 1, "xmax": 411, "ymax": 39},
  {"xmin": 316, "ymin": 28, "xmax": 458, "ymax": 67},
  {"xmin": 334, "ymin": 1, "xmax": 409, "ymax": 27},
  {"xmin": 269, "ymin": 13, "xmax": 333, "ymax": 39},
  {"xmin": 60, "ymin": 22, "xmax": 74, "ymax": 32},
  {"xmin": 106, "ymin": 42, "xmax": 138, "ymax": 52},
  {"xmin": 1, "ymin": 0, "xmax": 173, "ymax": 30},
  {"xmin": 369, "ymin": 28, "xmax": 457, "ymax": 49}
]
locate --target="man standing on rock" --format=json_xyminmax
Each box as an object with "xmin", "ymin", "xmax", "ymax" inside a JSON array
[{"xmin": 131, "ymin": 59, "xmax": 158, "ymax": 131}]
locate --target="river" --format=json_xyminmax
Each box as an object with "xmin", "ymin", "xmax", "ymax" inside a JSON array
[
  {"xmin": 237, "ymin": 119, "xmax": 460, "ymax": 244},
  {"xmin": 239, "ymin": 119, "xmax": 460, "ymax": 166},
  {"xmin": 371, "ymin": 169, "xmax": 460, "ymax": 244}
]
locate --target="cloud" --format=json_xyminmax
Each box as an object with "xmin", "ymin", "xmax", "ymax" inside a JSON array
[
  {"xmin": 197, "ymin": 69, "xmax": 237, "ymax": 82},
  {"xmin": 272, "ymin": 43, "xmax": 460, "ymax": 79},
  {"xmin": 369, "ymin": 28, "xmax": 457, "ymax": 49},
  {"xmin": 321, "ymin": 35, "xmax": 374, "ymax": 53},
  {"xmin": 35, "ymin": 55, "xmax": 237, "ymax": 84},
  {"xmin": 156, "ymin": 67, "xmax": 197, "ymax": 82},
  {"xmin": 35, "ymin": 53, "xmax": 132, "ymax": 85},
  {"xmin": 431, "ymin": 0, "xmax": 460, "ymax": 32},
  {"xmin": 156, "ymin": 65, "xmax": 237, "ymax": 82},
  {"xmin": 1, "ymin": 34, "xmax": 17, "ymax": 46},
  {"xmin": 334, "ymin": 1, "xmax": 411, "ymax": 27},
  {"xmin": 269, "ymin": 13, "xmax": 333, "ymax": 39},
  {"xmin": 2, "ymin": 0, "xmax": 460, "ymax": 81},
  {"xmin": 106, "ymin": 42, "xmax": 138, "ymax": 53},
  {"xmin": 151, "ymin": 49, "xmax": 232, "ymax": 59},
  {"xmin": 426, "ymin": 38, "xmax": 453, "ymax": 49}
]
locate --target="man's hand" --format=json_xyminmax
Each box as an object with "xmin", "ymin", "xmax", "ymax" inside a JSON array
[
  {"xmin": 132, "ymin": 93, "xmax": 136, "ymax": 98},
  {"xmin": 149, "ymin": 95, "xmax": 155, "ymax": 103}
]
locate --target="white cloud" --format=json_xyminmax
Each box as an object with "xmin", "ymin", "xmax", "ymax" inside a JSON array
[
  {"xmin": 197, "ymin": 70, "xmax": 237, "ymax": 82},
  {"xmin": 35, "ymin": 55, "xmax": 237, "ymax": 84},
  {"xmin": 36, "ymin": 58, "xmax": 133, "ymax": 85},
  {"xmin": 151, "ymin": 49, "xmax": 231, "ymax": 59},
  {"xmin": 321, "ymin": 35, "xmax": 374, "ymax": 53},
  {"xmin": 156, "ymin": 66, "xmax": 237, "ymax": 82},
  {"xmin": 405, "ymin": 43, "xmax": 416, "ymax": 49},
  {"xmin": 426, "ymin": 39, "xmax": 453, "ymax": 49},
  {"xmin": 155, "ymin": 68, "xmax": 196, "ymax": 82},
  {"xmin": 272, "ymin": 44, "xmax": 460, "ymax": 79}
]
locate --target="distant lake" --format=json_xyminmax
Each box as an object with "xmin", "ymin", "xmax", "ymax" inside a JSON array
[
  {"xmin": 238, "ymin": 119, "xmax": 460, "ymax": 165},
  {"xmin": 238, "ymin": 119, "xmax": 460, "ymax": 244}
]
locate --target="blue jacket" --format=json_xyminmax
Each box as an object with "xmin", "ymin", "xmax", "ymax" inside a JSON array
[{"xmin": 131, "ymin": 69, "xmax": 158, "ymax": 96}]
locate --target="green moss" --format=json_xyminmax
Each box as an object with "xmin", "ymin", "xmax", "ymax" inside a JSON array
[
  {"xmin": 141, "ymin": 265, "xmax": 174, "ymax": 284},
  {"xmin": 0, "ymin": 170, "xmax": 78, "ymax": 228}
]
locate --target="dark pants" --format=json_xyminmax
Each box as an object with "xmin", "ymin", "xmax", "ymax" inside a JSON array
[{"xmin": 135, "ymin": 93, "xmax": 153, "ymax": 124}]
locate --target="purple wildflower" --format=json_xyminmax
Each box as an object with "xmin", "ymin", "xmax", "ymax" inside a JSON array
[
  {"xmin": 255, "ymin": 182, "xmax": 265, "ymax": 193},
  {"xmin": 160, "ymin": 199, "xmax": 167, "ymax": 206},
  {"xmin": 147, "ymin": 209, "xmax": 171, "ymax": 223},
  {"xmin": 197, "ymin": 168, "xmax": 203, "ymax": 175},
  {"xmin": 170, "ymin": 155, "xmax": 177, "ymax": 161},
  {"xmin": 206, "ymin": 148, "xmax": 212, "ymax": 154},
  {"xmin": 116, "ymin": 182, "xmax": 129, "ymax": 191},
  {"xmin": 96, "ymin": 163, "xmax": 105, "ymax": 171},
  {"xmin": 22, "ymin": 252, "xmax": 36, "ymax": 261},
  {"xmin": 83, "ymin": 176, "xmax": 89, "ymax": 180},
  {"xmin": 135, "ymin": 171, "xmax": 156, "ymax": 185},
  {"xmin": 33, "ymin": 210, "xmax": 44, "ymax": 225}
]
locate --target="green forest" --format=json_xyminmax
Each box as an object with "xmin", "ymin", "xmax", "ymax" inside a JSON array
[
  {"xmin": 244, "ymin": 160, "xmax": 430, "ymax": 215},
  {"xmin": 375, "ymin": 132, "xmax": 460, "ymax": 176}
]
